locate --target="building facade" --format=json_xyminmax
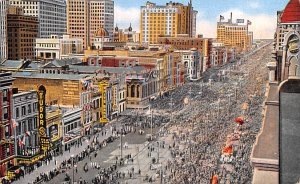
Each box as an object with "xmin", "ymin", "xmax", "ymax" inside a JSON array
[
  {"xmin": 7, "ymin": 6, "xmax": 39, "ymax": 60},
  {"xmin": 12, "ymin": 90, "xmax": 39, "ymax": 163},
  {"xmin": 0, "ymin": 73, "xmax": 15, "ymax": 178},
  {"xmin": 217, "ymin": 13, "xmax": 252, "ymax": 51},
  {"xmin": 66, "ymin": 0, "xmax": 114, "ymax": 49},
  {"xmin": 140, "ymin": 1, "xmax": 196, "ymax": 44},
  {"xmin": 9, "ymin": 0, "xmax": 67, "ymax": 38},
  {"xmin": 251, "ymin": 1, "xmax": 300, "ymax": 183},
  {"xmin": 0, "ymin": 0, "xmax": 8, "ymax": 62},
  {"xmin": 35, "ymin": 35, "xmax": 83, "ymax": 61},
  {"xmin": 62, "ymin": 108, "xmax": 82, "ymax": 151},
  {"xmin": 177, "ymin": 48, "xmax": 202, "ymax": 81}
]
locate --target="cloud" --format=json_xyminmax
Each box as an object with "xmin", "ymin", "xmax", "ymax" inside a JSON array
[
  {"xmin": 249, "ymin": 1, "xmax": 261, "ymax": 9},
  {"xmin": 115, "ymin": 5, "xmax": 140, "ymax": 31},
  {"xmin": 197, "ymin": 9, "xmax": 277, "ymax": 39}
]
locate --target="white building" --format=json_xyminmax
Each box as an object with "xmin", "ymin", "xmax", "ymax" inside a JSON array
[
  {"xmin": 0, "ymin": 0, "xmax": 8, "ymax": 62},
  {"xmin": 9, "ymin": 0, "xmax": 67, "ymax": 38},
  {"xmin": 61, "ymin": 108, "xmax": 82, "ymax": 151},
  {"xmin": 35, "ymin": 35, "xmax": 83, "ymax": 61},
  {"xmin": 177, "ymin": 48, "xmax": 202, "ymax": 81},
  {"xmin": 12, "ymin": 90, "xmax": 39, "ymax": 157}
]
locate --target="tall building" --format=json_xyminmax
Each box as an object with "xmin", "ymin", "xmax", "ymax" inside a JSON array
[
  {"xmin": 0, "ymin": 72, "xmax": 15, "ymax": 178},
  {"xmin": 66, "ymin": 0, "xmax": 114, "ymax": 49},
  {"xmin": 217, "ymin": 13, "xmax": 252, "ymax": 51},
  {"xmin": 7, "ymin": 6, "xmax": 39, "ymax": 60},
  {"xmin": 0, "ymin": 0, "xmax": 8, "ymax": 62},
  {"xmin": 140, "ymin": 1, "xmax": 197, "ymax": 44},
  {"xmin": 9, "ymin": 0, "xmax": 67, "ymax": 38}
]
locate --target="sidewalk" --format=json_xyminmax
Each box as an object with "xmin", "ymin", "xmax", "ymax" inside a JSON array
[{"xmin": 14, "ymin": 128, "xmax": 113, "ymax": 184}]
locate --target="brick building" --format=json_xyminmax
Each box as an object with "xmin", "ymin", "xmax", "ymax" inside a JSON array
[
  {"xmin": 7, "ymin": 6, "xmax": 38, "ymax": 60},
  {"xmin": 0, "ymin": 73, "xmax": 15, "ymax": 178}
]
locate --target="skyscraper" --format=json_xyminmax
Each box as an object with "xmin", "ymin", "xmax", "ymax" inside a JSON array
[
  {"xmin": 9, "ymin": 0, "xmax": 67, "ymax": 38},
  {"xmin": 140, "ymin": 1, "xmax": 197, "ymax": 44},
  {"xmin": 0, "ymin": 0, "xmax": 8, "ymax": 62},
  {"xmin": 66, "ymin": 0, "xmax": 114, "ymax": 49}
]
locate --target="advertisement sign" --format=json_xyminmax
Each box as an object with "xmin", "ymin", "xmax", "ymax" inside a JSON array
[
  {"xmin": 99, "ymin": 81, "xmax": 109, "ymax": 123},
  {"xmin": 49, "ymin": 124, "xmax": 59, "ymax": 142},
  {"xmin": 37, "ymin": 85, "xmax": 50, "ymax": 154}
]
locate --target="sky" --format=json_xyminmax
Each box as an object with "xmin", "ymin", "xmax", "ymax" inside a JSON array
[{"xmin": 114, "ymin": 0, "xmax": 290, "ymax": 39}]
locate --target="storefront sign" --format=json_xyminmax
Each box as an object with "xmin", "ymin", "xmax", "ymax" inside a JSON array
[{"xmin": 37, "ymin": 85, "xmax": 49, "ymax": 154}]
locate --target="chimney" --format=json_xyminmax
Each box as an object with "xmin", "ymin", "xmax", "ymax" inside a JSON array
[{"xmin": 230, "ymin": 12, "xmax": 233, "ymax": 23}]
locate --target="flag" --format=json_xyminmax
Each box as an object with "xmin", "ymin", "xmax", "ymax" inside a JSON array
[
  {"xmin": 247, "ymin": 20, "xmax": 252, "ymax": 25},
  {"xmin": 236, "ymin": 19, "xmax": 244, "ymax": 23},
  {"xmin": 26, "ymin": 131, "xmax": 31, "ymax": 136},
  {"xmin": 220, "ymin": 15, "xmax": 224, "ymax": 20}
]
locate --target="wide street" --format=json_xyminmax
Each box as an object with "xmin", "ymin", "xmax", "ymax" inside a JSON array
[{"xmin": 14, "ymin": 41, "xmax": 272, "ymax": 184}]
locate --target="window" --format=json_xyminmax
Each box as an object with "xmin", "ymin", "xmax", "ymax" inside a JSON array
[
  {"xmin": 3, "ymin": 108, "xmax": 8, "ymax": 120},
  {"xmin": 28, "ymin": 104, "xmax": 32, "ymax": 114},
  {"xmin": 16, "ymin": 107, "xmax": 19, "ymax": 118},
  {"xmin": 21, "ymin": 106, "xmax": 26, "ymax": 116}
]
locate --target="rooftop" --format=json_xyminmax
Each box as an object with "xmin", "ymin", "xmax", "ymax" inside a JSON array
[
  {"xmin": 13, "ymin": 72, "xmax": 88, "ymax": 81},
  {"xmin": 281, "ymin": 0, "xmax": 300, "ymax": 23}
]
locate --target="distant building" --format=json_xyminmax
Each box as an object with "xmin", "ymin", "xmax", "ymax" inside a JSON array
[
  {"xmin": 9, "ymin": 0, "xmax": 67, "ymax": 38},
  {"xmin": 0, "ymin": 0, "xmax": 8, "ymax": 62},
  {"xmin": 66, "ymin": 0, "xmax": 114, "ymax": 49},
  {"xmin": 7, "ymin": 6, "xmax": 39, "ymax": 60},
  {"xmin": 217, "ymin": 13, "xmax": 252, "ymax": 51},
  {"xmin": 113, "ymin": 24, "xmax": 140, "ymax": 43},
  {"xmin": 35, "ymin": 35, "xmax": 83, "ymax": 61},
  {"xmin": 140, "ymin": 1, "xmax": 197, "ymax": 44},
  {"xmin": 176, "ymin": 48, "xmax": 202, "ymax": 81},
  {"xmin": 157, "ymin": 35, "xmax": 213, "ymax": 69}
]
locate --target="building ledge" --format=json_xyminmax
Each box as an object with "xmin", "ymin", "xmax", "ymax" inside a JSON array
[{"xmin": 251, "ymin": 83, "xmax": 279, "ymax": 177}]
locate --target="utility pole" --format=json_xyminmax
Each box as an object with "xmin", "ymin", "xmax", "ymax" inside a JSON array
[
  {"xmin": 150, "ymin": 106, "xmax": 153, "ymax": 141},
  {"xmin": 119, "ymin": 116, "xmax": 123, "ymax": 160}
]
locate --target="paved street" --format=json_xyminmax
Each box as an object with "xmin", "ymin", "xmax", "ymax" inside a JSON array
[{"xmin": 13, "ymin": 42, "xmax": 271, "ymax": 184}]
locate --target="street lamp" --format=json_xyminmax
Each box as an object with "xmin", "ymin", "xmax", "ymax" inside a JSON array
[{"xmin": 71, "ymin": 154, "xmax": 74, "ymax": 184}]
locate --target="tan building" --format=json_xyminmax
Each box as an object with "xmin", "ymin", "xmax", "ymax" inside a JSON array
[
  {"xmin": 66, "ymin": 0, "xmax": 114, "ymax": 49},
  {"xmin": 12, "ymin": 72, "xmax": 85, "ymax": 107},
  {"xmin": 217, "ymin": 13, "xmax": 252, "ymax": 51},
  {"xmin": 140, "ymin": 1, "xmax": 197, "ymax": 44},
  {"xmin": 7, "ymin": 6, "xmax": 38, "ymax": 60}
]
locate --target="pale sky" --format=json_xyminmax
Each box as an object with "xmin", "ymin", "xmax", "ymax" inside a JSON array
[{"xmin": 114, "ymin": 0, "xmax": 290, "ymax": 39}]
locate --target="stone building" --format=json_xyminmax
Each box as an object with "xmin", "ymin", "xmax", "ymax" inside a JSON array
[
  {"xmin": 7, "ymin": 6, "xmax": 38, "ymax": 60},
  {"xmin": 12, "ymin": 90, "xmax": 39, "ymax": 164},
  {"xmin": 251, "ymin": 0, "xmax": 300, "ymax": 183}
]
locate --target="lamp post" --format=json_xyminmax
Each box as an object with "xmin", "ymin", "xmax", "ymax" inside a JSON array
[{"xmin": 71, "ymin": 154, "xmax": 74, "ymax": 184}]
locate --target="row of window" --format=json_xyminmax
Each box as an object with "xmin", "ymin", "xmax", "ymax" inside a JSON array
[{"xmin": 15, "ymin": 103, "xmax": 38, "ymax": 118}]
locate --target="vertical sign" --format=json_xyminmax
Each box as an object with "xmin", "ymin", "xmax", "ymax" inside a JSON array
[
  {"xmin": 37, "ymin": 85, "xmax": 49, "ymax": 154},
  {"xmin": 99, "ymin": 80, "xmax": 109, "ymax": 123}
]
